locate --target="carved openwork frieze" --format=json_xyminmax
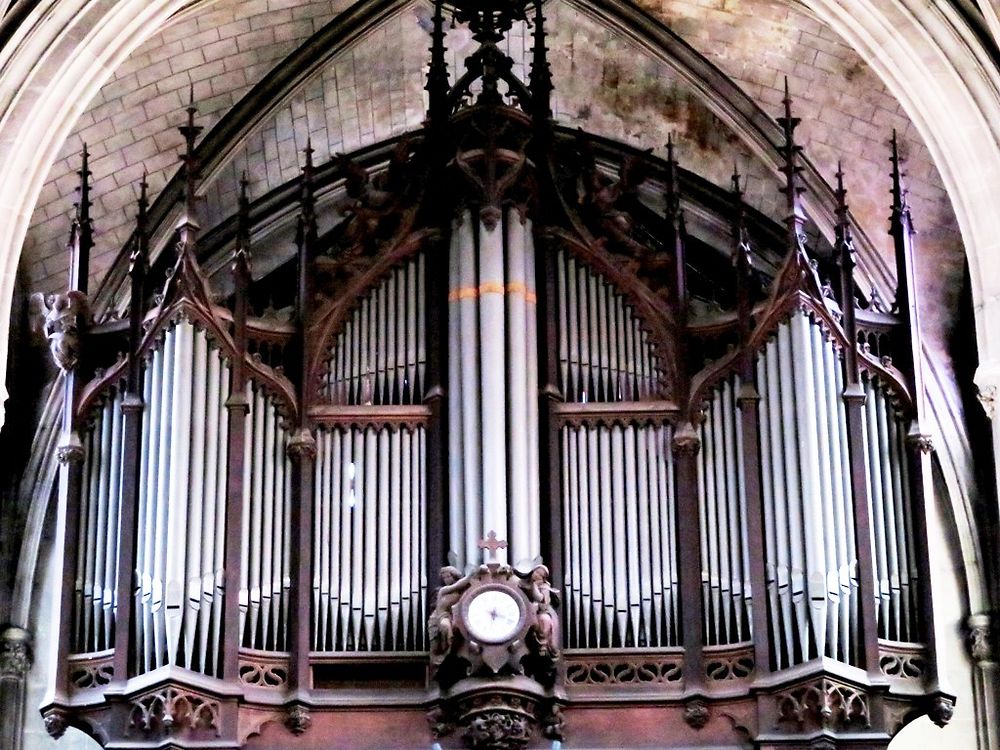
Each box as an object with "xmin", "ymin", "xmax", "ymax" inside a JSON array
[
  {"xmin": 564, "ymin": 653, "xmax": 683, "ymax": 687},
  {"xmin": 705, "ymin": 645, "xmax": 754, "ymax": 681},
  {"xmin": 127, "ymin": 687, "xmax": 221, "ymax": 737},
  {"xmin": 878, "ymin": 641, "xmax": 926, "ymax": 681},
  {"xmin": 773, "ymin": 677, "xmax": 870, "ymax": 732},
  {"xmin": 238, "ymin": 653, "xmax": 289, "ymax": 687},
  {"xmin": 67, "ymin": 653, "xmax": 113, "ymax": 689}
]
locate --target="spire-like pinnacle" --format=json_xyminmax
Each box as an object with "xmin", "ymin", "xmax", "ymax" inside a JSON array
[
  {"xmin": 528, "ymin": 0, "xmax": 552, "ymax": 119},
  {"xmin": 234, "ymin": 172, "xmax": 252, "ymax": 276},
  {"xmin": 834, "ymin": 162, "xmax": 859, "ymax": 382},
  {"xmin": 834, "ymin": 161, "xmax": 854, "ymax": 257},
  {"xmin": 176, "ymin": 90, "xmax": 203, "ymax": 235},
  {"xmin": 426, "ymin": 0, "xmax": 450, "ymax": 125},
  {"xmin": 133, "ymin": 173, "xmax": 149, "ymax": 269},
  {"xmin": 889, "ymin": 129, "xmax": 911, "ymax": 230},
  {"xmin": 69, "ymin": 145, "xmax": 94, "ymax": 294},
  {"xmin": 776, "ymin": 77, "xmax": 806, "ymax": 235},
  {"xmin": 665, "ymin": 133, "xmax": 681, "ymax": 218},
  {"xmin": 731, "ymin": 163, "xmax": 751, "ymax": 274}
]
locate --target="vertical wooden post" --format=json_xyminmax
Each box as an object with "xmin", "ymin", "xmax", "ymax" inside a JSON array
[
  {"xmin": 834, "ymin": 164, "xmax": 881, "ymax": 676},
  {"xmin": 423, "ymin": 0, "xmax": 449, "ymax": 618},
  {"xmin": 288, "ymin": 150, "xmax": 317, "ymax": 722},
  {"xmin": 665, "ymin": 139, "xmax": 704, "ymax": 690},
  {"xmin": 49, "ymin": 146, "xmax": 93, "ymax": 715},
  {"xmin": 530, "ymin": 0, "xmax": 562, "ymax": 591},
  {"xmin": 223, "ymin": 175, "xmax": 252, "ymax": 680},
  {"xmin": 731, "ymin": 168, "xmax": 772, "ymax": 675},
  {"xmin": 111, "ymin": 175, "xmax": 149, "ymax": 683},
  {"xmin": 888, "ymin": 133, "xmax": 951, "ymax": 714}
]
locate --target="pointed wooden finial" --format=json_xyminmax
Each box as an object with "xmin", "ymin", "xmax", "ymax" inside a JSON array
[
  {"xmin": 69, "ymin": 144, "xmax": 93, "ymax": 294},
  {"xmin": 426, "ymin": 0, "xmax": 450, "ymax": 127},
  {"xmin": 127, "ymin": 174, "xmax": 150, "ymax": 395},
  {"xmin": 834, "ymin": 162, "xmax": 860, "ymax": 383},
  {"xmin": 528, "ymin": 0, "xmax": 552, "ymax": 120}
]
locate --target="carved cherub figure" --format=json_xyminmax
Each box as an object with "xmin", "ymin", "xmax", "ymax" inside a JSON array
[
  {"xmin": 31, "ymin": 291, "xmax": 87, "ymax": 371},
  {"xmin": 428, "ymin": 565, "xmax": 469, "ymax": 665},
  {"xmin": 525, "ymin": 565, "xmax": 559, "ymax": 658}
]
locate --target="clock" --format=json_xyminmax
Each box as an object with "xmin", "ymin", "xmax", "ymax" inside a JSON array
[{"xmin": 465, "ymin": 587, "xmax": 524, "ymax": 643}]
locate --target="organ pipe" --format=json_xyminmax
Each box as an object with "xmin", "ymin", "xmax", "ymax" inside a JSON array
[
  {"xmin": 132, "ymin": 322, "xmax": 231, "ymax": 677},
  {"xmin": 754, "ymin": 313, "xmax": 859, "ymax": 669},
  {"xmin": 447, "ymin": 209, "xmax": 540, "ymax": 568},
  {"xmin": 556, "ymin": 250, "xmax": 658, "ymax": 403},
  {"xmin": 312, "ymin": 425, "xmax": 427, "ymax": 651},
  {"xmin": 561, "ymin": 422, "xmax": 679, "ymax": 649},
  {"xmin": 323, "ymin": 257, "xmax": 425, "ymax": 406},
  {"xmin": 238, "ymin": 382, "xmax": 293, "ymax": 652},
  {"xmin": 698, "ymin": 377, "xmax": 752, "ymax": 647}
]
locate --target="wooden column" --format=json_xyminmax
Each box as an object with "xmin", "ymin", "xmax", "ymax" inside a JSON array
[
  {"xmin": 666, "ymin": 140, "xmax": 704, "ymax": 690},
  {"xmin": 222, "ymin": 176, "xmax": 251, "ymax": 681},
  {"xmin": 288, "ymin": 154, "xmax": 317, "ymax": 719},
  {"xmin": 111, "ymin": 176, "xmax": 150, "ymax": 683},
  {"xmin": 732, "ymin": 168, "xmax": 772, "ymax": 674},
  {"xmin": 834, "ymin": 165, "xmax": 881, "ymax": 676},
  {"xmin": 47, "ymin": 147, "xmax": 93, "ymax": 727},
  {"xmin": 888, "ymin": 133, "xmax": 951, "ymax": 714},
  {"xmin": 423, "ymin": 0, "xmax": 449, "ymax": 615},
  {"xmin": 530, "ymin": 0, "xmax": 562, "ymax": 590}
]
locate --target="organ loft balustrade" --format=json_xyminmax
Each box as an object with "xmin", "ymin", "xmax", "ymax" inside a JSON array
[{"xmin": 35, "ymin": 1, "xmax": 954, "ymax": 747}]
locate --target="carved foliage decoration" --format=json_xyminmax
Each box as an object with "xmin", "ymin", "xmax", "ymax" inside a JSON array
[
  {"xmin": 127, "ymin": 688, "xmax": 220, "ymax": 736},
  {"xmin": 774, "ymin": 678, "xmax": 870, "ymax": 732}
]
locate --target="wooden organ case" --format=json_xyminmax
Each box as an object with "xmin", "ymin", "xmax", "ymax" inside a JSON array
[{"xmin": 40, "ymin": 0, "xmax": 956, "ymax": 747}]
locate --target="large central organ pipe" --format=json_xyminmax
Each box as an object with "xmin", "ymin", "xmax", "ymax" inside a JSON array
[{"xmin": 448, "ymin": 208, "xmax": 540, "ymax": 568}]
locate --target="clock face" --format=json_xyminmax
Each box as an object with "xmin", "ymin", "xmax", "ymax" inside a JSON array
[{"xmin": 465, "ymin": 588, "xmax": 523, "ymax": 643}]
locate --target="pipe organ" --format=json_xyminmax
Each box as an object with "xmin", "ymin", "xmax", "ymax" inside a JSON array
[
  {"xmin": 42, "ymin": 1, "xmax": 952, "ymax": 746},
  {"xmin": 320, "ymin": 255, "xmax": 425, "ymax": 406}
]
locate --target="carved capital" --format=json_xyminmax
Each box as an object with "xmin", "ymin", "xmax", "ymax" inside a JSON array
[
  {"xmin": 906, "ymin": 432, "xmax": 934, "ymax": 454},
  {"xmin": 284, "ymin": 704, "xmax": 311, "ymax": 735},
  {"xmin": 671, "ymin": 422, "xmax": 700, "ymax": 456},
  {"xmin": 286, "ymin": 428, "xmax": 317, "ymax": 460},
  {"xmin": 0, "ymin": 627, "xmax": 31, "ymax": 678},
  {"xmin": 684, "ymin": 699, "xmax": 710, "ymax": 730},
  {"xmin": 968, "ymin": 614, "xmax": 994, "ymax": 663},
  {"xmin": 56, "ymin": 440, "xmax": 85, "ymax": 465}
]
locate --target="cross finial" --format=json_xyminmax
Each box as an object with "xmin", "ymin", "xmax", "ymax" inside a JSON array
[{"xmin": 478, "ymin": 530, "xmax": 508, "ymax": 562}]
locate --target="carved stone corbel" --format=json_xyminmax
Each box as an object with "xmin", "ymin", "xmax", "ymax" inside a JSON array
[{"xmin": 0, "ymin": 627, "xmax": 31, "ymax": 679}]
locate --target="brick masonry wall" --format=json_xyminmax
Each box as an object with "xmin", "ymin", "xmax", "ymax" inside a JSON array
[{"xmin": 21, "ymin": 0, "xmax": 964, "ymax": 356}]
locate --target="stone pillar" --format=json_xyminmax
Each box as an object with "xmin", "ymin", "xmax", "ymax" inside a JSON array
[
  {"xmin": 0, "ymin": 626, "xmax": 32, "ymax": 750},
  {"xmin": 968, "ymin": 614, "xmax": 999, "ymax": 750}
]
